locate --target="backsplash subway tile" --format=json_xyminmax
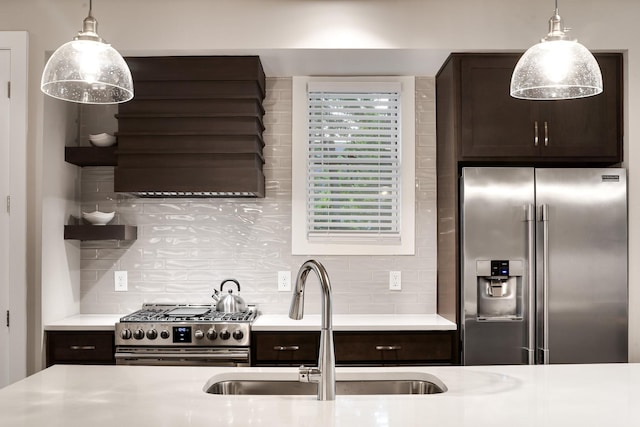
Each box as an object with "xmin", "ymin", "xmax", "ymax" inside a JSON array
[{"xmin": 79, "ymin": 77, "xmax": 437, "ymax": 316}]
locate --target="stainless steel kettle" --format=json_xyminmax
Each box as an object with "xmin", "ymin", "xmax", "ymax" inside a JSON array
[{"xmin": 212, "ymin": 279, "xmax": 247, "ymax": 313}]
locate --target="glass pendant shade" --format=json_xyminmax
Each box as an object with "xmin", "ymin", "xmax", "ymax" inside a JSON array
[
  {"xmin": 41, "ymin": 40, "xmax": 133, "ymax": 104},
  {"xmin": 510, "ymin": 7, "xmax": 602, "ymax": 100},
  {"xmin": 41, "ymin": 5, "xmax": 133, "ymax": 104}
]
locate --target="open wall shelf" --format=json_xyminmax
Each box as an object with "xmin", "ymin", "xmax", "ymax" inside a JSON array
[
  {"xmin": 65, "ymin": 146, "xmax": 117, "ymax": 167},
  {"xmin": 64, "ymin": 225, "xmax": 137, "ymax": 241}
]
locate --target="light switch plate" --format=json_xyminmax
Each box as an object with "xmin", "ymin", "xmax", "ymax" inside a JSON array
[
  {"xmin": 278, "ymin": 271, "xmax": 291, "ymax": 292},
  {"xmin": 389, "ymin": 271, "xmax": 401, "ymax": 291},
  {"xmin": 114, "ymin": 271, "xmax": 128, "ymax": 292}
]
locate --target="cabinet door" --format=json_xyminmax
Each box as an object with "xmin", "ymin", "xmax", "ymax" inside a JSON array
[
  {"xmin": 539, "ymin": 54, "xmax": 622, "ymax": 161},
  {"xmin": 460, "ymin": 54, "xmax": 540, "ymax": 160},
  {"xmin": 334, "ymin": 331, "xmax": 456, "ymax": 365},
  {"xmin": 251, "ymin": 332, "xmax": 320, "ymax": 366}
]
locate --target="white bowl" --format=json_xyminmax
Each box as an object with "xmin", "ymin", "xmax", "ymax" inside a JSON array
[
  {"xmin": 88, "ymin": 133, "xmax": 116, "ymax": 147},
  {"xmin": 82, "ymin": 211, "xmax": 115, "ymax": 226}
]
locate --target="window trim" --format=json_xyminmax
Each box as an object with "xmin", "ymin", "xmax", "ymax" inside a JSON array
[{"xmin": 291, "ymin": 76, "xmax": 415, "ymax": 255}]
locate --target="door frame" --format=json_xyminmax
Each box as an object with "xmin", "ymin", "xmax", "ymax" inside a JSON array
[{"xmin": 0, "ymin": 31, "xmax": 28, "ymax": 386}]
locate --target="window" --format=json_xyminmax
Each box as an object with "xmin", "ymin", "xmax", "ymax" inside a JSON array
[{"xmin": 292, "ymin": 76, "xmax": 415, "ymax": 255}]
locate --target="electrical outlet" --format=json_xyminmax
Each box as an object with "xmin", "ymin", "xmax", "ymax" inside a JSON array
[
  {"xmin": 114, "ymin": 271, "xmax": 128, "ymax": 292},
  {"xmin": 278, "ymin": 271, "xmax": 291, "ymax": 292},
  {"xmin": 389, "ymin": 271, "xmax": 401, "ymax": 291}
]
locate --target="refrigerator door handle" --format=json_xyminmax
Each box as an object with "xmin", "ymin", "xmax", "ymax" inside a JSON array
[
  {"xmin": 526, "ymin": 204, "xmax": 536, "ymax": 365},
  {"xmin": 540, "ymin": 203, "xmax": 551, "ymax": 364}
]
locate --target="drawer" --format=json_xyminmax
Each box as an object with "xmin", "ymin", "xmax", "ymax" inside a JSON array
[
  {"xmin": 252, "ymin": 330, "xmax": 458, "ymax": 366},
  {"xmin": 251, "ymin": 332, "xmax": 320, "ymax": 366},
  {"xmin": 334, "ymin": 331, "xmax": 456, "ymax": 365},
  {"xmin": 46, "ymin": 331, "xmax": 115, "ymax": 367}
]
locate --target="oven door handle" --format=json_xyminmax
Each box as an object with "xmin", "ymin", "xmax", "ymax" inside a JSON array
[{"xmin": 115, "ymin": 351, "xmax": 250, "ymax": 361}]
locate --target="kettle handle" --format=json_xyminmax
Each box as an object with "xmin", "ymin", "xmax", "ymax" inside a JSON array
[{"xmin": 220, "ymin": 279, "xmax": 240, "ymax": 293}]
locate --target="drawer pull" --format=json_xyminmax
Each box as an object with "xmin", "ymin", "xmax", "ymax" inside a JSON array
[
  {"xmin": 375, "ymin": 345, "xmax": 402, "ymax": 351},
  {"xmin": 69, "ymin": 345, "xmax": 96, "ymax": 351},
  {"xmin": 273, "ymin": 345, "xmax": 300, "ymax": 352}
]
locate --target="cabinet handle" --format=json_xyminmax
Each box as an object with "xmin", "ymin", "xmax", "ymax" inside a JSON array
[
  {"xmin": 375, "ymin": 345, "xmax": 402, "ymax": 351},
  {"xmin": 69, "ymin": 345, "xmax": 96, "ymax": 351},
  {"xmin": 544, "ymin": 121, "xmax": 549, "ymax": 146},
  {"xmin": 534, "ymin": 121, "xmax": 539, "ymax": 146},
  {"xmin": 273, "ymin": 345, "xmax": 300, "ymax": 351}
]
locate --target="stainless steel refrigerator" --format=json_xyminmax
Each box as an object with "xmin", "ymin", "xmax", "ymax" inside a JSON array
[{"xmin": 461, "ymin": 167, "xmax": 628, "ymax": 365}]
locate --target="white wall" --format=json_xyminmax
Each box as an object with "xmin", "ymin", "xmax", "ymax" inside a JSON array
[
  {"xmin": 0, "ymin": 0, "xmax": 638, "ymax": 369},
  {"xmin": 76, "ymin": 77, "xmax": 437, "ymax": 317},
  {"xmin": 40, "ymin": 96, "xmax": 81, "ymax": 367}
]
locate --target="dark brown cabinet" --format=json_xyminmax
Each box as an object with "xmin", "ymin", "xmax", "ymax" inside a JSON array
[
  {"xmin": 251, "ymin": 331, "xmax": 320, "ymax": 366},
  {"xmin": 46, "ymin": 331, "xmax": 116, "ymax": 367},
  {"xmin": 334, "ymin": 331, "xmax": 456, "ymax": 365},
  {"xmin": 439, "ymin": 52, "xmax": 623, "ymax": 164},
  {"xmin": 251, "ymin": 331, "xmax": 457, "ymax": 367}
]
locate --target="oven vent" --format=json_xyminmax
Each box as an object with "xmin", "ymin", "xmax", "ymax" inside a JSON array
[
  {"xmin": 133, "ymin": 191, "xmax": 258, "ymax": 198},
  {"xmin": 114, "ymin": 56, "xmax": 266, "ymax": 198}
]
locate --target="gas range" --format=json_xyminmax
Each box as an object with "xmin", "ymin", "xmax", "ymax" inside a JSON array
[
  {"xmin": 114, "ymin": 304, "xmax": 258, "ymax": 366},
  {"xmin": 115, "ymin": 303, "xmax": 257, "ymax": 347}
]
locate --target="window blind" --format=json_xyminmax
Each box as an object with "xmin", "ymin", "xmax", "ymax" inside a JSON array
[{"xmin": 306, "ymin": 82, "xmax": 402, "ymax": 239}]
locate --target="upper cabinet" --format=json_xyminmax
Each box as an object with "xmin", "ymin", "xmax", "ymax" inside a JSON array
[{"xmin": 436, "ymin": 52, "xmax": 623, "ymax": 164}]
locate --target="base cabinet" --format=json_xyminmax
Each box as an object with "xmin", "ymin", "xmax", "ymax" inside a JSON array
[
  {"xmin": 251, "ymin": 331, "xmax": 458, "ymax": 366},
  {"xmin": 46, "ymin": 331, "xmax": 116, "ymax": 367},
  {"xmin": 251, "ymin": 331, "xmax": 320, "ymax": 366},
  {"xmin": 334, "ymin": 331, "xmax": 456, "ymax": 365}
]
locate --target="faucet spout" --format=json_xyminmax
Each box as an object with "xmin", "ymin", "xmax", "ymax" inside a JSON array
[{"xmin": 288, "ymin": 260, "xmax": 335, "ymax": 401}]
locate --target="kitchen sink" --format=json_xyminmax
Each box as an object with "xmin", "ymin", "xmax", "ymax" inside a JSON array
[{"xmin": 204, "ymin": 371, "xmax": 447, "ymax": 396}]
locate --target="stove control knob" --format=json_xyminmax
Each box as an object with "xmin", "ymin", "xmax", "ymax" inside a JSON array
[
  {"xmin": 194, "ymin": 329, "xmax": 205, "ymax": 340},
  {"xmin": 219, "ymin": 329, "xmax": 231, "ymax": 340},
  {"xmin": 146, "ymin": 329, "xmax": 158, "ymax": 340},
  {"xmin": 133, "ymin": 329, "xmax": 145, "ymax": 340},
  {"xmin": 206, "ymin": 328, "xmax": 218, "ymax": 340},
  {"xmin": 120, "ymin": 329, "xmax": 132, "ymax": 340},
  {"xmin": 232, "ymin": 330, "xmax": 244, "ymax": 341},
  {"xmin": 160, "ymin": 330, "xmax": 170, "ymax": 339}
]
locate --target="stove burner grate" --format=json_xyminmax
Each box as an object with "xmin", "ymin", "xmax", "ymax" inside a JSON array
[{"xmin": 119, "ymin": 304, "xmax": 257, "ymax": 323}]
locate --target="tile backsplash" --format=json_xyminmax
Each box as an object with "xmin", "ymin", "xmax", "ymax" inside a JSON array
[{"xmin": 79, "ymin": 77, "xmax": 437, "ymax": 316}]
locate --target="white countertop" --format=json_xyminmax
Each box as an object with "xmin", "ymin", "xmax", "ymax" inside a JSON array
[
  {"xmin": 44, "ymin": 314, "xmax": 124, "ymax": 331},
  {"xmin": 44, "ymin": 313, "xmax": 457, "ymax": 331},
  {"xmin": 2, "ymin": 363, "xmax": 639, "ymax": 426},
  {"xmin": 252, "ymin": 313, "xmax": 456, "ymax": 331}
]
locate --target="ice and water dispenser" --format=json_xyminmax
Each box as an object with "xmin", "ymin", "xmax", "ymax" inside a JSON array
[{"xmin": 476, "ymin": 260, "xmax": 523, "ymax": 320}]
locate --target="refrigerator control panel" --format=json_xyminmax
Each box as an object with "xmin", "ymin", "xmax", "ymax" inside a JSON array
[
  {"xmin": 476, "ymin": 260, "xmax": 523, "ymax": 277},
  {"xmin": 490, "ymin": 260, "xmax": 509, "ymax": 277}
]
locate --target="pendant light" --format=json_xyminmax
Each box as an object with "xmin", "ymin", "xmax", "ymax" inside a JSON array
[
  {"xmin": 41, "ymin": 0, "xmax": 133, "ymax": 104},
  {"xmin": 510, "ymin": 0, "xmax": 602, "ymax": 100}
]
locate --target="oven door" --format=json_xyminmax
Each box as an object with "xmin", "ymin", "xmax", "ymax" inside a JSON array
[{"xmin": 115, "ymin": 347, "xmax": 250, "ymax": 366}]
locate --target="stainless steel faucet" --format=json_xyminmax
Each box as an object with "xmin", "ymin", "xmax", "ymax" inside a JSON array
[{"xmin": 289, "ymin": 260, "xmax": 336, "ymax": 401}]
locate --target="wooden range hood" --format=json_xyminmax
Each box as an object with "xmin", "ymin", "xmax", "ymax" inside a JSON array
[{"xmin": 114, "ymin": 56, "xmax": 266, "ymax": 197}]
